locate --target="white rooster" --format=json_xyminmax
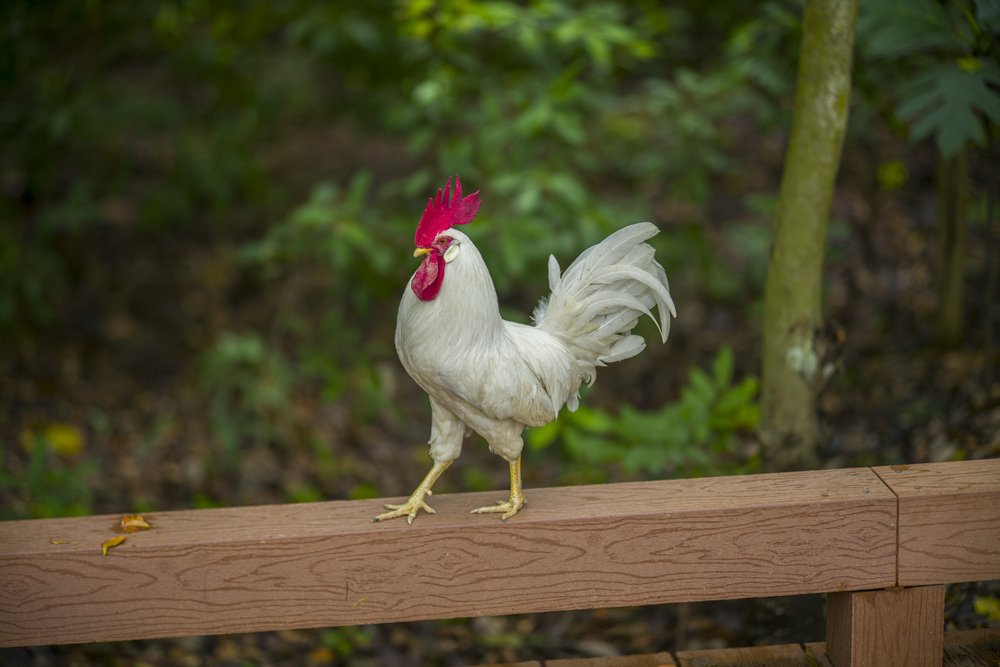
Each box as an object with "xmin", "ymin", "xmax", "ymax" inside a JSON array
[{"xmin": 374, "ymin": 176, "xmax": 676, "ymax": 523}]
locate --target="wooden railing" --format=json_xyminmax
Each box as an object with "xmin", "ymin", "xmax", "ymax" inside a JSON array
[{"xmin": 2, "ymin": 459, "xmax": 998, "ymax": 666}]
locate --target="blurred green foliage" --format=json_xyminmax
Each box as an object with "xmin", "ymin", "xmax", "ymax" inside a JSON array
[
  {"xmin": 238, "ymin": 173, "xmax": 398, "ymax": 402},
  {"xmin": 320, "ymin": 625, "xmax": 373, "ymax": 657},
  {"xmin": 7, "ymin": 0, "xmax": 927, "ymax": 513},
  {"xmin": 0, "ymin": 0, "xmax": 802, "ymax": 511},
  {"xmin": 199, "ymin": 331, "xmax": 293, "ymax": 467},
  {"xmin": 1, "ymin": 0, "xmax": 798, "ymax": 332},
  {"xmin": 858, "ymin": 0, "xmax": 1000, "ymax": 158},
  {"xmin": 0, "ymin": 431, "xmax": 98, "ymax": 520},
  {"xmin": 386, "ymin": 0, "xmax": 799, "ymax": 292},
  {"xmin": 528, "ymin": 347, "xmax": 761, "ymax": 484}
]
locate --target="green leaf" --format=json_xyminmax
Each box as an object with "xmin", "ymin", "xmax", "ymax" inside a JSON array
[
  {"xmin": 859, "ymin": 0, "xmax": 969, "ymax": 59},
  {"xmin": 897, "ymin": 61, "xmax": 1000, "ymax": 157},
  {"xmin": 973, "ymin": 0, "xmax": 1000, "ymax": 26},
  {"xmin": 712, "ymin": 345, "xmax": 735, "ymax": 386},
  {"xmin": 512, "ymin": 183, "xmax": 542, "ymax": 214},
  {"xmin": 552, "ymin": 111, "xmax": 586, "ymax": 145},
  {"xmin": 687, "ymin": 368, "xmax": 717, "ymax": 405},
  {"xmin": 547, "ymin": 172, "xmax": 587, "ymax": 207},
  {"xmin": 621, "ymin": 444, "xmax": 665, "ymax": 474}
]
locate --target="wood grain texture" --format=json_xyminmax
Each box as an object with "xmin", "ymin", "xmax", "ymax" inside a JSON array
[
  {"xmin": 544, "ymin": 653, "xmax": 675, "ymax": 666},
  {"xmin": 431, "ymin": 632, "xmax": 995, "ymax": 667},
  {"xmin": 0, "ymin": 468, "xmax": 895, "ymax": 647},
  {"xmin": 943, "ymin": 627, "xmax": 1000, "ymax": 667},
  {"xmin": 676, "ymin": 643, "xmax": 813, "ymax": 666},
  {"xmin": 873, "ymin": 459, "xmax": 1000, "ymax": 586},
  {"xmin": 826, "ymin": 585, "xmax": 944, "ymax": 667}
]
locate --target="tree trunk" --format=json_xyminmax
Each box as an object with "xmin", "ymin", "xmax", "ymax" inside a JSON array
[
  {"xmin": 759, "ymin": 0, "xmax": 858, "ymax": 471},
  {"xmin": 935, "ymin": 150, "xmax": 968, "ymax": 348},
  {"xmin": 985, "ymin": 166, "xmax": 998, "ymax": 389}
]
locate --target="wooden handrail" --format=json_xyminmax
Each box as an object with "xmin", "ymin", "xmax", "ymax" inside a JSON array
[
  {"xmin": 872, "ymin": 460, "xmax": 1000, "ymax": 586},
  {"xmin": 1, "ymin": 459, "xmax": 997, "ymax": 653}
]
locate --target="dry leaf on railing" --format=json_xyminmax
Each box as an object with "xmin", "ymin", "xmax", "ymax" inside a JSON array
[
  {"xmin": 121, "ymin": 514, "xmax": 151, "ymax": 532},
  {"xmin": 101, "ymin": 536, "xmax": 126, "ymax": 556}
]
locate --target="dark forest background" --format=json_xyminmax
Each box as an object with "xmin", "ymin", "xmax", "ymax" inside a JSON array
[{"xmin": 2, "ymin": 1, "xmax": 998, "ymax": 664}]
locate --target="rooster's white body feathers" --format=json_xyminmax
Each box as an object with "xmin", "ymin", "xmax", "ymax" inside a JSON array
[{"xmin": 395, "ymin": 222, "xmax": 675, "ymax": 466}]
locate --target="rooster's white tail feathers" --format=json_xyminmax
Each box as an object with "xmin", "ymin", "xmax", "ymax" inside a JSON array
[{"xmin": 532, "ymin": 222, "xmax": 676, "ymax": 390}]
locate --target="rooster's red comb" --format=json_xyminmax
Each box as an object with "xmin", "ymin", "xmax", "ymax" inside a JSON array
[{"xmin": 414, "ymin": 175, "xmax": 481, "ymax": 247}]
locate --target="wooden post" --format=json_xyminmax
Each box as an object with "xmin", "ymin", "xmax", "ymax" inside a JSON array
[{"xmin": 826, "ymin": 586, "xmax": 944, "ymax": 667}]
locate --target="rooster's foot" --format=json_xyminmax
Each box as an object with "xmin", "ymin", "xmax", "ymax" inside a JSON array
[
  {"xmin": 470, "ymin": 492, "xmax": 526, "ymax": 522},
  {"xmin": 471, "ymin": 456, "xmax": 527, "ymax": 521},
  {"xmin": 372, "ymin": 460, "xmax": 451, "ymax": 524},
  {"xmin": 373, "ymin": 492, "xmax": 436, "ymax": 524}
]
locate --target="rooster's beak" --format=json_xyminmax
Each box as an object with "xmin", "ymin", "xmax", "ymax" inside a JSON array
[{"xmin": 414, "ymin": 247, "xmax": 431, "ymax": 257}]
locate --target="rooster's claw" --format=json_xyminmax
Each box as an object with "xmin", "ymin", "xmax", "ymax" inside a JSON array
[
  {"xmin": 372, "ymin": 460, "xmax": 451, "ymax": 524},
  {"xmin": 372, "ymin": 492, "xmax": 436, "ymax": 524},
  {"xmin": 470, "ymin": 491, "xmax": 526, "ymax": 522}
]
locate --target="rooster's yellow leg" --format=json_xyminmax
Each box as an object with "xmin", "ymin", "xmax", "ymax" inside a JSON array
[
  {"xmin": 471, "ymin": 456, "xmax": 526, "ymax": 521},
  {"xmin": 372, "ymin": 460, "xmax": 451, "ymax": 524}
]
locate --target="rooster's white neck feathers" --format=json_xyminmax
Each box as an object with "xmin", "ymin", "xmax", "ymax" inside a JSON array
[{"xmin": 398, "ymin": 229, "xmax": 503, "ymax": 349}]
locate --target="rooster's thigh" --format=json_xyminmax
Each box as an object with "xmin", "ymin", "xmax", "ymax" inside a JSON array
[
  {"xmin": 428, "ymin": 397, "xmax": 468, "ymax": 463},
  {"xmin": 472, "ymin": 418, "xmax": 526, "ymax": 464}
]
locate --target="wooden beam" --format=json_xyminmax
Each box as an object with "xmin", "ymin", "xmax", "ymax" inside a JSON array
[
  {"xmin": 873, "ymin": 458, "xmax": 1000, "ymax": 586},
  {"xmin": 676, "ymin": 643, "xmax": 822, "ymax": 666},
  {"xmin": 826, "ymin": 585, "xmax": 944, "ymax": 667},
  {"xmin": 0, "ymin": 468, "xmax": 895, "ymax": 647},
  {"xmin": 943, "ymin": 627, "xmax": 1000, "ymax": 666},
  {"xmin": 545, "ymin": 654, "xmax": 676, "ymax": 666}
]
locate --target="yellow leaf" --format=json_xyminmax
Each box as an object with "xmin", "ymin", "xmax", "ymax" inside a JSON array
[
  {"xmin": 957, "ymin": 56, "xmax": 984, "ymax": 73},
  {"xmin": 21, "ymin": 423, "xmax": 85, "ymax": 456},
  {"xmin": 49, "ymin": 539, "xmax": 69, "ymax": 545},
  {"xmin": 307, "ymin": 647, "xmax": 335, "ymax": 665},
  {"xmin": 974, "ymin": 596, "xmax": 1000, "ymax": 623},
  {"xmin": 101, "ymin": 536, "xmax": 126, "ymax": 556},
  {"xmin": 121, "ymin": 514, "xmax": 151, "ymax": 532},
  {"xmin": 45, "ymin": 423, "xmax": 84, "ymax": 456},
  {"xmin": 877, "ymin": 160, "xmax": 907, "ymax": 192}
]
